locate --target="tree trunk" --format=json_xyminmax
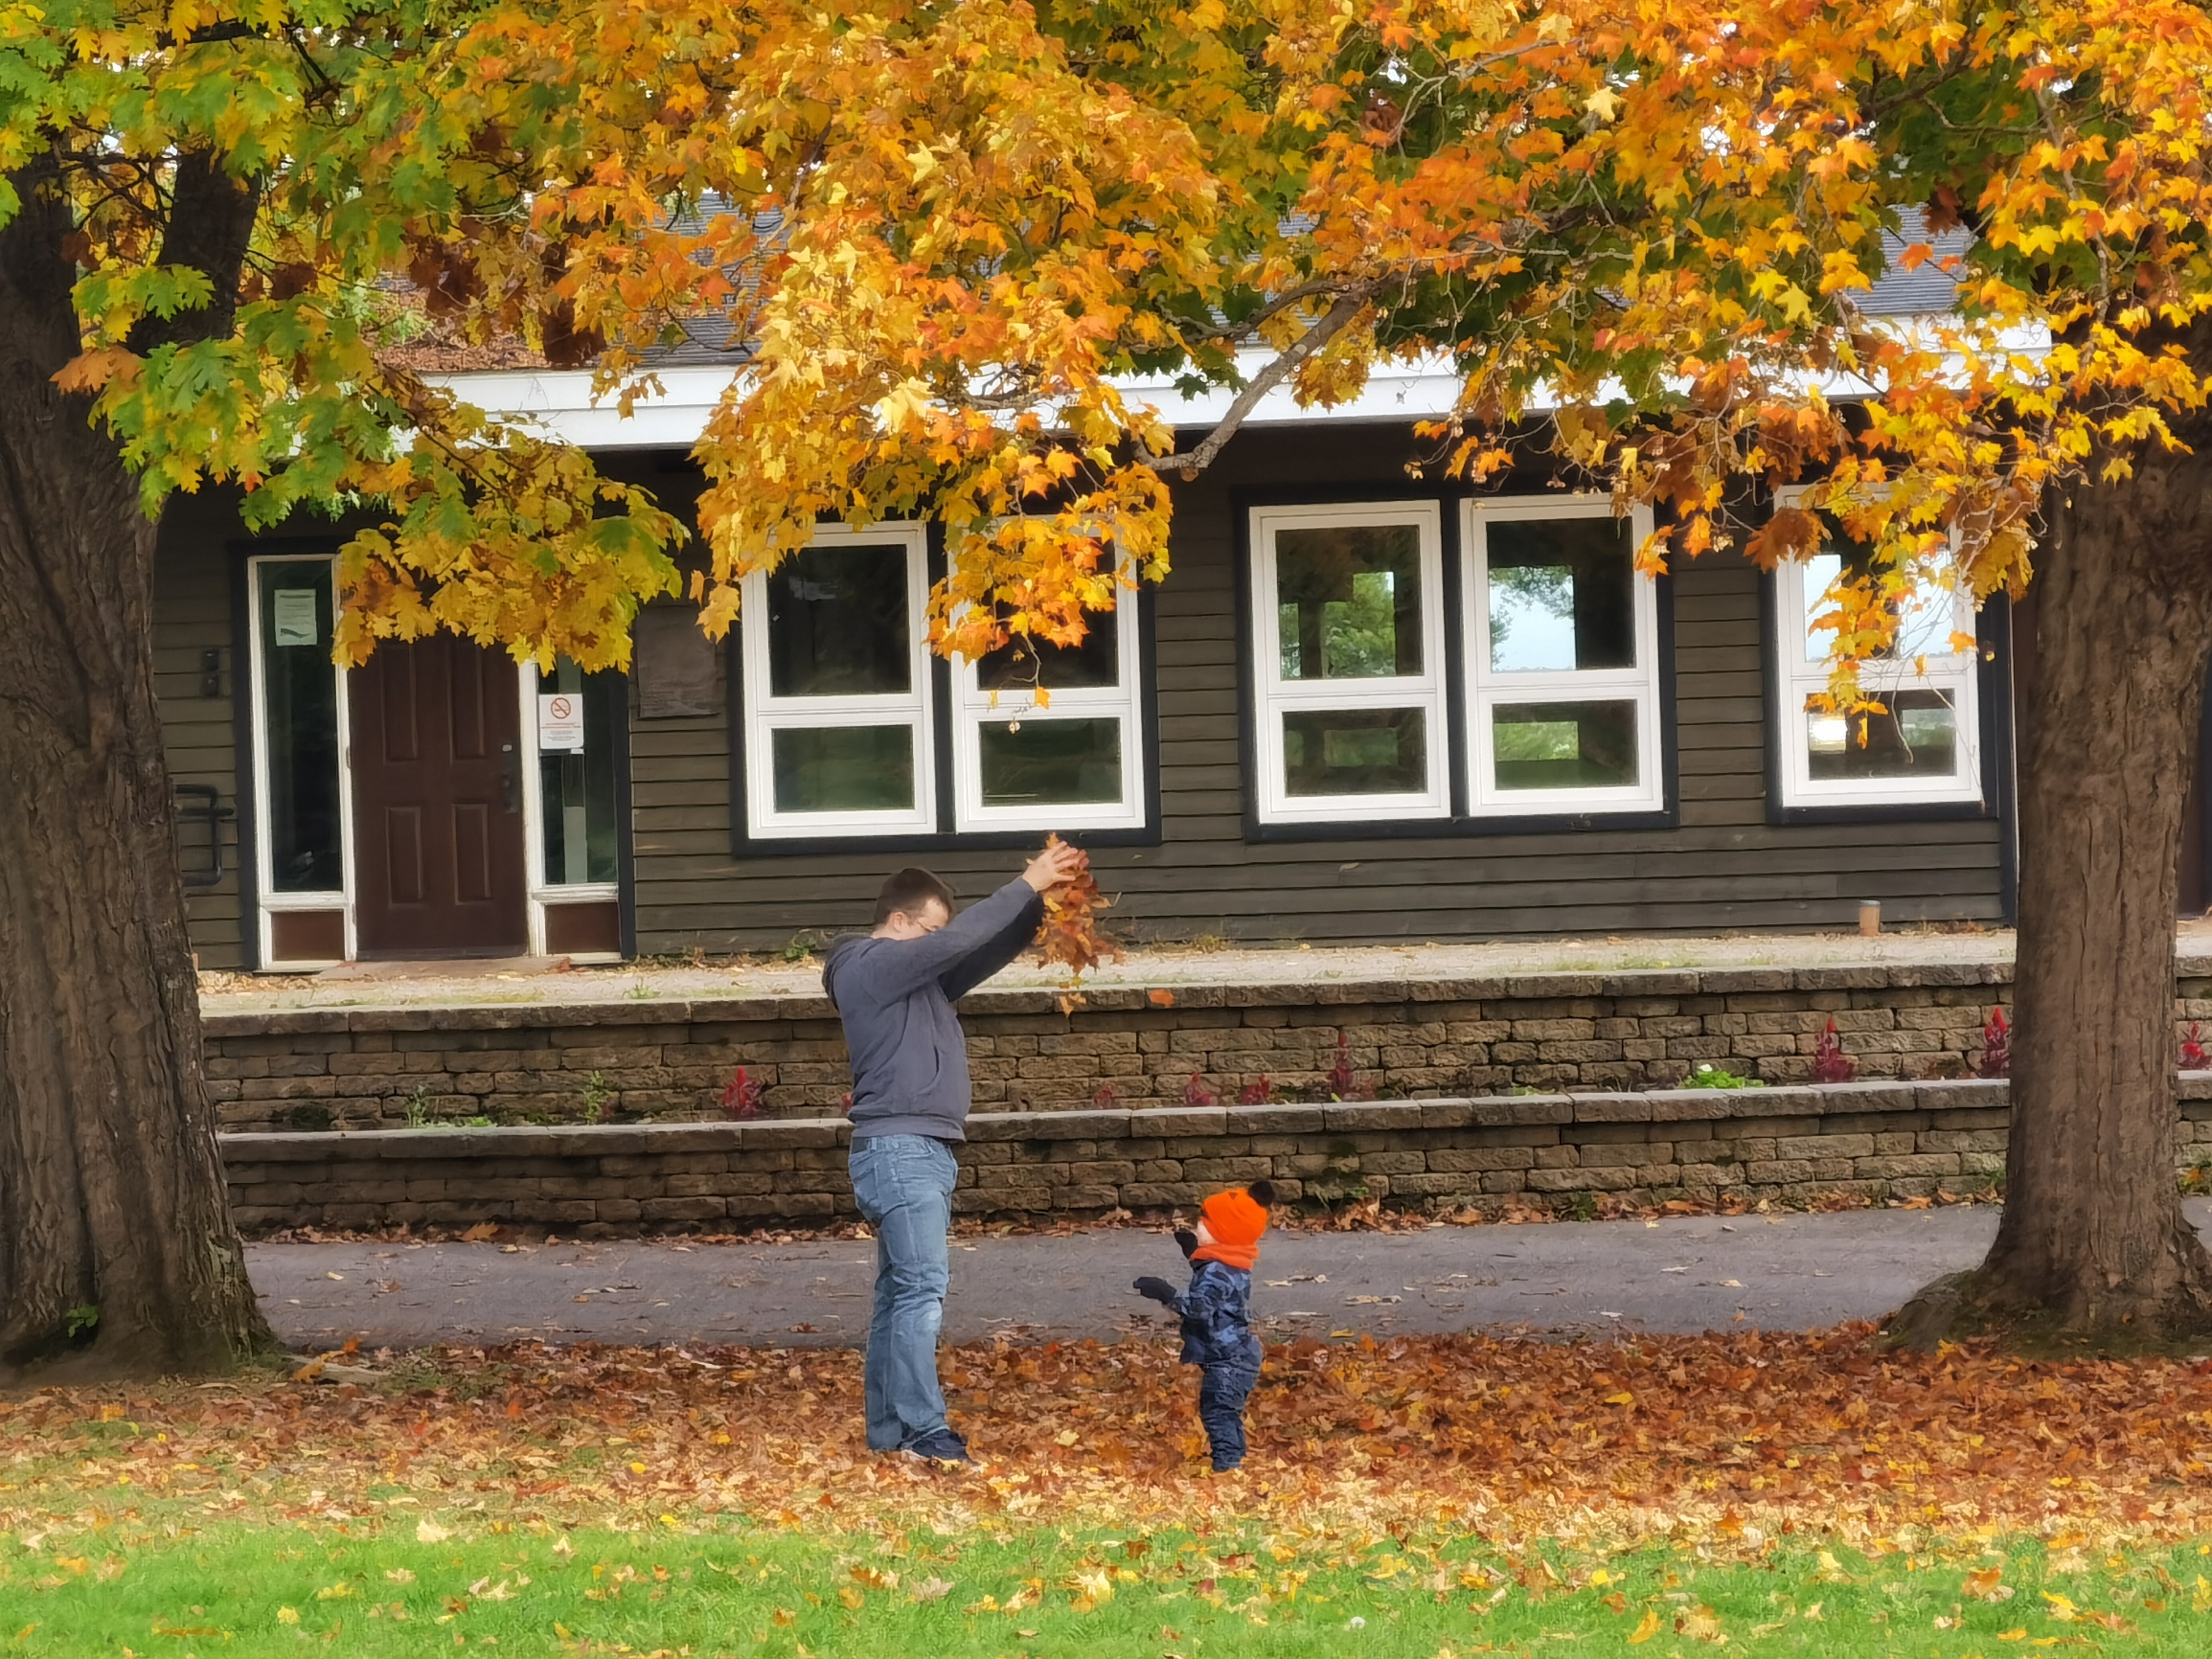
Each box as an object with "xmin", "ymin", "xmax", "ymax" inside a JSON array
[
  {"xmin": 0, "ymin": 152, "xmax": 270, "ymax": 1375},
  {"xmin": 1972, "ymin": 433, "xmax": 2212, "ymax": 1337}
]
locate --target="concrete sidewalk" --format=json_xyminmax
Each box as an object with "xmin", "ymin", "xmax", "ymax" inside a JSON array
[{"xmin": 249, "ymin": 1201, "xmax": 2212, "ymax": 1352}]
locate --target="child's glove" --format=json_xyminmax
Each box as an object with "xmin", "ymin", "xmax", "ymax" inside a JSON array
[
  {"xmin": 1132, "ymin": 1276, "xmax": 1178, "ymax": 1306},
  {"xmin": 1173, "ymin": 1228, "xmax": 1198, "ymax": 1260}
]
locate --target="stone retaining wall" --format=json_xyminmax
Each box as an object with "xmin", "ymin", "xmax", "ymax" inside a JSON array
[
  {"xmin": 218, "ymin": 1076, "xmax": 2212, "ymax": 1236},
  {"xmin": 205, "ymin": 959, "xmax": 2212, "ymax": 1134}
]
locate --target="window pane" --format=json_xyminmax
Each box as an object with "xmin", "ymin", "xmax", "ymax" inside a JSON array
[
  {"xmin": 766, "ymin": 542, "xmax": 910, "ymax": 696},
  {"xmin": 1800, "ymin": 532, "xmax": 1955, "ymax": 662},
  {"xmin": 1274, "ymin": 524, "xmax": 1423, "ymax": 679},
  {"xmin": 978, "ymin": 717, "xmax": 1124, "ymax": 806},
  {"xmin": 1805, "ymin": 690, "xmax": 1961, "ymax": 781},
  {"xmin": 1492, "ymin": 701, "xmax": 1640, "ymax": 791},
  {"xmin": 976, "ymin": 608, "xmax": 1118, "ymax": 692},
  {"xmin": 1486, "ymin": 515, "xmax": 1635, "ymax": 671},
  {"xmin": 257, "ymin": 560, "xmax": 343, "ymax": 892},
  {"xmin": 770, "ymin": 725, "xmax": 916, "ymax": 812},
  {"xmin": 1282, "ymin": 707, "xmax": 1427, "ymax": 796},
  {"xmin": 538, "ymin": 659, "xmax": 621, "ymax": 885}
]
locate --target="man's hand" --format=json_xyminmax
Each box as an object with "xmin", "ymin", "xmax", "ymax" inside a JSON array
[
  {"xmin": 1021, "ymin": 839, "xmax": 1086, "ymax": 894},
  {"xmin": 1132, "ymin": 1276, "xmax": 1179, "ymax": 1306}
]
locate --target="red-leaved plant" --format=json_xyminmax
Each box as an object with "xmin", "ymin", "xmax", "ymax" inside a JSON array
[
  {"xmin": 1975, "ymin": 1008, "xmax": 2012, "ymax": 1079},
  {"xmin": 1810, "ymin": 1016, "xmax": 1859, "ymax": 1083},
  {"xmin": 1237, "ymin": 1075, "xmax": 1271, "ymax": 1106},
  {"xmin": 719, "ymin": 1065, "xmax": 765, "ymax": 1121},
  {"xmin": 1183, "ymin": 1075, "xmax": 1218, "ymax": 1107},
  {"xmin": 1322, "ymin": 1033, "xmax": 1376, "ymax": 1102},
  {"xmin": 2185, "ymin": 1022, "xmax": 2209, "ymax": 1071}
]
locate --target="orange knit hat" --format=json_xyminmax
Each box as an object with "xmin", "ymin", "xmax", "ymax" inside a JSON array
[{"xmin": 1194, "ymin": 1180, "xmax": 1276, "ymax": 1270}]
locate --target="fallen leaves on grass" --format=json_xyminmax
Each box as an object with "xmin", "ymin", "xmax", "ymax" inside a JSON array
[{"xmin": 4, "ymin": 1326, "xmax": 2212, "ymax": 1553}]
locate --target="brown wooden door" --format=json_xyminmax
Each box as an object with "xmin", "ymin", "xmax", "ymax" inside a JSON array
[{"xmin": 349, "ymin": 635, "xmax": 528, "ymax": 956}]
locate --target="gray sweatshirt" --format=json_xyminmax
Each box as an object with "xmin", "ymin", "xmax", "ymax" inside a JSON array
[{"xmin": 821, "ymin": 877, "xmax": 1045, "ymax": 1143}]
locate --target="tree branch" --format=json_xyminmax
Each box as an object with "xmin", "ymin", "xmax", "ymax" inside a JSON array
[
  {"xmin": 127, "ymin": 153, "xmax": 260, "ymax": 355},
  {"xmin": 1143, "ymin": 285, "xmax": 1374, "ymax": 478}
]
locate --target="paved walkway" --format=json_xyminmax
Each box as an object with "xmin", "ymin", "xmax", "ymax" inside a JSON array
[{"xmin": 246, "ymin": 1202, "xmax": 2212, "ymax": 1352}]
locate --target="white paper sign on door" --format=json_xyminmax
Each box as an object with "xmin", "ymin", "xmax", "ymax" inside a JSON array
[
  {"xmin": 538, "ymin": 693, "xmax": 586, "ymax": 752},
  {"xmin": 271, "ymin": 589, "xmax": 320, "ymax": 647}
]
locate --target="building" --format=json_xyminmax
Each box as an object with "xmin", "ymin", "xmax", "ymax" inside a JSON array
[{"xmin": 157, "ymin": 251, "xmax": 2159, "ymax": 969}]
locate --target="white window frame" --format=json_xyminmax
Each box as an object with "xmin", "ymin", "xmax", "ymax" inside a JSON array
[
  {"xmin": 518, "ymin": 661, "xmax": 624, "ymax": 961},
  {"xmin": 244, "ymin": 552, "xmax": 355, "ymax": 967},
  {"xmin": 1248, "ymin": 500, "xmax": 1450, "ymax": 825},
  {"xmin": 1770, "ymin": 485, "xmax": 1982, "ymax": 809},
  {"xmin": 1462, "ymin": 495, "xmax": 1666, "ymax": 816},
  {"xmin": 950, "ymin": 588, "xmax": 1147, "ymax": 833},
  {"xmin": 739, "ymin": 521, "xmax": 938, "ymax": 838}
]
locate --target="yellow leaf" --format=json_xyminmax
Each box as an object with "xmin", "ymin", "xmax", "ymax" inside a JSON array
[
  {"xmin": 1055, "ymin": 1429, "xmax": 1081, "ymax": 1446},
  {"xmin": 276, "ymin": 1608, "xmax": 300, "ymax": 1625},
  {"xmin": 1998, "ymin": 1629, "xmax": 2029, "ymax": 1641},
  {"xmin": 772, "ymin": 1607, "xmax": 795, "ymax": 1626},
  {"xmin": 1604, "ymin": 1392, "xmax": 1633, "ymax": 1406},
  {"xmin": 416, "ymin": 1519, "xmax": 450, "ymax": 1544},
  {"xmin": 1628, "ymin": 1606, "xmax": 1662, "ymax": 1644},
  {"xmin": 2042, "ymin": 1591, "xmax": 2077, "ymax": 1622},
  {"xmin": 838, "ymin": 1585, "xmax": 864, "ymax": 1609}
]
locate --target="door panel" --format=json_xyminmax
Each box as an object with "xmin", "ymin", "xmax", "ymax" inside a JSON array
[{"xmin": 351, "ymin": 636, "xmax": 527, "ymax": 956}]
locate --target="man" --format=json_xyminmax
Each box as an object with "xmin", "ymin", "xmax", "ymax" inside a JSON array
[{"xmin": 823, "ymin": 843, "xmax": 1083, "ymax": 1463}]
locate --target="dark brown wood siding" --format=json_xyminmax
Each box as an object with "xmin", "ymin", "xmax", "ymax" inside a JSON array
[
  {"xmin": 151, "ymin": 494, "xmax": 248, "ymax": 967},
  {"xmin": 625, "ymin": 423, "xmax": 2008, "ymax": 952}
]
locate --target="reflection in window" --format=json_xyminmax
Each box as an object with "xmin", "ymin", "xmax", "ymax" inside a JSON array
[
  {"xmin": 771, "ymin": 725, "xmax": 917, "ymax": 813},
  {"xmin": 1486, "ymin": 516, "xmax": 1635, "ymax": 671},
  {"xmin": 1283, "ymin": 708, "xmax": 1428, "ymax": 797},
  {"xmin": 537, "ymin": 659, "xmax": 621, "ymax": 885},
  {"xmin": 979, "ymin": 717, "xmax": 1123, "ymax": 806},
  {"xmin": 1275, "ymin": 525, "xmax": 1423, "ymax": 679},
  {"xmin": 256, "ymin": 559, "xmax": 343, "ymax": 892},
  {"xmin": 1805, "ymin": 691, "xmax": 1959, "ymax": 781},
  {"xmin": 1492, "ymin": 701, "xmax": 1640, "ymax": 791},
  {"xmin": 766, "ymin": 542, "xmax": 912, "ymax": 696}
]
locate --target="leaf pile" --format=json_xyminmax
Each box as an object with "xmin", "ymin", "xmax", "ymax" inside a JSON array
[
  {"xmin": 5, "ymin": 1327, "xmax": 2212, "ymax": 1549},
  {"xmin": 1032, "ymin": 835, "xmax": 1122, "ymax": 1008}
]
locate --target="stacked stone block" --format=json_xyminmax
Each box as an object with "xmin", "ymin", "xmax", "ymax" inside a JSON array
[
  {"xmin": 204, "ymin": 959, "xmax": 2212, "ymax": 1133},
  {"xmin": 217, "ymin": 1075, "xmax": 2212, "ymax": 1236}
]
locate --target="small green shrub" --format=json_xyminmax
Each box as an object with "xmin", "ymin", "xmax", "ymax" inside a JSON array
[{"xmin": 1685, "ymin": 1063, "xmax": 1766, "ymax": 1090}]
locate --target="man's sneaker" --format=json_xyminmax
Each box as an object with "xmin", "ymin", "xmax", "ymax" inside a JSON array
[{"xmin": 901, "ymin": 1430, "xmax": 973, "ymax": 1466}]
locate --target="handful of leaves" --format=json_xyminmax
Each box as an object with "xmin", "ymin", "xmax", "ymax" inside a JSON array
[{"xmin": 1032, "ymin": 835, "xmax": 1122, "ymax": 1009}]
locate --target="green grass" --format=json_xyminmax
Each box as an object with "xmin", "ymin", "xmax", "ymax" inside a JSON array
[{"xmin": 8, "ymin": 1519, "xmax": 2212, "ymax": 1655}]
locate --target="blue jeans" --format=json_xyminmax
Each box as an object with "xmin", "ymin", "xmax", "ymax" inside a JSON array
[{"xmin": 849, "ymin": 1135, "xmax": 959, "ymax": 1451}]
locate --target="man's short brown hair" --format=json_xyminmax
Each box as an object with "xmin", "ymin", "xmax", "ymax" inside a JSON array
[{"xmin": 874, "ymin": 867, "xmax": 956, "ymax": 926}]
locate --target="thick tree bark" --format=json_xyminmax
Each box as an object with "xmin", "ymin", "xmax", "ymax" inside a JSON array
[
  {"xmin": 1971, "ymin": 429, "xmax": 2212, "ymax": 1336},
  {"xmin": 0, "ymin": 150, "xmax": 270, "ymax": 1375}
]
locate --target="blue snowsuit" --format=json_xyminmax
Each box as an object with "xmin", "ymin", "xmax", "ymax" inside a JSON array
[{"xmin": 1169, "ymin": 1258, "xmax": 1263, "ymax": 1470}]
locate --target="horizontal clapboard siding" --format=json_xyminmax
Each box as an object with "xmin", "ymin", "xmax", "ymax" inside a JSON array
[
  {"xmin": 627, "ymin": 422, "xmax": 2005, "ymax": 952},
  {"xmin": 150, "ymin": 498, "xmax": 247, "ymax": 967}
]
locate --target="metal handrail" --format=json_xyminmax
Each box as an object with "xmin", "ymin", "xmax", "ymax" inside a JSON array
[{"xmin": 174, "ymin": 784, "xmax": 235, "ymax": 889}]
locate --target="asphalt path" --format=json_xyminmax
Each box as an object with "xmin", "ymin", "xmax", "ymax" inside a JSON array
[{"xmin": 244, "ymin": 1202, "xmax": 2212, "ymax": 1352}]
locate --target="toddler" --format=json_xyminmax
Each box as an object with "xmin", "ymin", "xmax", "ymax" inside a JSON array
[{"xmin": 1133, "ymin": 1180, "xmax": 1274, "ymax": 1471}]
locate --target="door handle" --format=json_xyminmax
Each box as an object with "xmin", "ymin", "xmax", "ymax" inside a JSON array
[{"xmin": 500, "ymin": 741, "xmax": 520, "ymax": 814}]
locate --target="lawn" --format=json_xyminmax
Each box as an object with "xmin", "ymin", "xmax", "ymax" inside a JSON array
[{"xmin": 7, "ymin": 1327, "xmax": 2212, "ymax": 1655}]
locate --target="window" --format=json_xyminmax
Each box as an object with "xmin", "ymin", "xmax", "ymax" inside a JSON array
[
  {"xmin": 1463, "ymin": 497, "xmax": 1664, "ymax": 814},
  {"xmin": 1248, "ymin": 502, "xmax": 1449, "ymax": 823},
  {"xmin": 247, "ymin": 555, "xmax": 353, "ymax": 964},
  {"xmin": 1770, "ymin": 488, "xmax": 1981, "ymax": 809},
  {"xmin": 738, "ymin": 523, "xmax": 937, "ymax": 837},
  {"xmin": 530, "ymin": 659, "xmax": 622, "ymax": 885},
  {"xmin": 951, "ymin": 589, "xmax": 1145, "ymax": 831}
]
